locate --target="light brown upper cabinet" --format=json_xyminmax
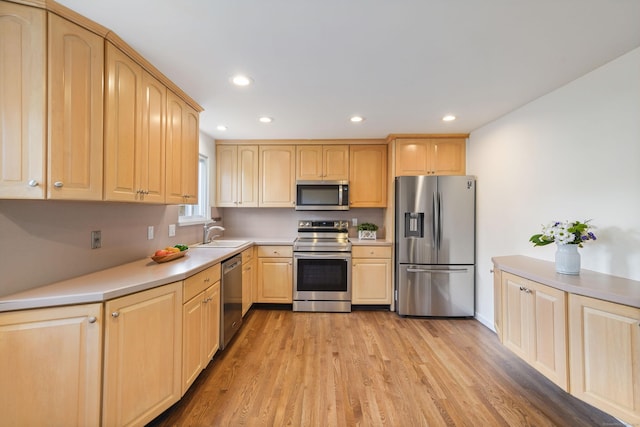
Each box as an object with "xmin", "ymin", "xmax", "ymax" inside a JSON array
[
  {"xmin": 349, "ymin": 145, "xmax": 387, "ymax": 208},
  {"xmin": 296, "ymin": 145, "xmax": 349, "ymax": 181},
  {"xmin": 166, "ymin": 90, "xmax": 199, "ymax": 205},
  {"xmin": 259, "ymin": 145, "xmax": 296, "ymax": 207},
  {"xmin": 48, "ymin": 13, "xmax": 104, "ymax": 200},
  {"xmin": 216, "ymin": 145, "xmax": 259, "ymax": 207},
  {"xmin": 394, "ymin": 136, "xmax": 466, "ymax": 176},
  {"xmin": 104, "ymin": 43, "xmax": 166, "ymax": 203},
  {"xmin": 0, "ymin": 2, "xmax": 46, "ymax": 199}
]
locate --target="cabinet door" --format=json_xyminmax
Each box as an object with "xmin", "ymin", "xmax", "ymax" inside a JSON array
[
  {"xmin": 493, "ymin": 268, "xmax": 503, "ymax": 342},
  {"xmin": 203, "ymin": 281, "xmax": 221, "ymax": 361},
  {"xmin": 349, "ymin": 145, "xmax": 387, "ymax": 208},
  {"xmin": 352, "ymin": 258, "xmax": 392, "ymax": 304},
  {"xmin": 103, "ymin": 282, "xmax": 182, "ymax": 427},
  {"xmin": 166, "ymin": 91, "xmax": 199, "ymax": 204},
  {"xmin": 257, "ymin": 257, "xmax": 293, "ymax": 303},
  {"xmin": 569, "ymin": 294, "xmax": 640, "ymax": 424},
  {"xmin": 395, "ymin": 139, "xmax": 432, "ymax": 176},
  {"xmin": 0, "ymin": 3, "xmax": 46, "ymax": 199},
  {"xmin": 323, "ymin": 145, "xmax": 349, "ymax": 180},
  {"xmin": 502, "ymin": 272, "xmax": 530, "ymax": 361},
  {"xmin": 104, "ymin": 43, "xmax": 142, "ymax": 202},
  {"xmin": 48, "ymin": 13, "xmax": 103, "ymax": 200},
  {"xmin": 529, "ymin": 280, "xmax": 567, "ymax": 390},
  {"xmin": 296, "ymin": 145, "xmax": 323, "ymax": 180},
  {"xmin": 433, "ymin": 138, "xmax": 466, "ymax": 175},
  {"xmin": 138, "ymin": 71, "xmax": 166, "ymax": 203},
  {"xmin": 216, "ymin": 145, "xmax": 238, "ymax": 206},
  {"xmin": 259, "ymin": 145, "xmax": 296, "ymax": 207},
  {"xmin": 182, "ymin": 291, "xmax": 205, "ymax": 395},
  {"xmin": 0, "ymin": 303, "xmax": 102, "ymax": 426},
  {"xmin": 242, "ymin": 260, "xmax": 254, "ymax": 315},
  {"xmin": 238, "ymin": 145, "xmax": 259, "ymax": 207}
]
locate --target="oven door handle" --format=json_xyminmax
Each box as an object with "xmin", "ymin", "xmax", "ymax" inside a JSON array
[{"xmin": 294, "ymin": 253, "xmax": 351, "ymax": 260}]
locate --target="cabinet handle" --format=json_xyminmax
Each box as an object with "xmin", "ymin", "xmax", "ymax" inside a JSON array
[
  {"xmin": 111, "ymin": 312, "xmax": 120, "ymax": 318},
  {"xmin": 490, "ymin": 269, "xmax": 494, "ymax": 273},
  {"xmin": 53, "ymin": 181, "xmax": 64, "ymax": 188},
  {"xmin": 88, "ymin": 316, "xmax": 97, "ymax": 323},
  {"xmin": 28, "ymin": 180, "xmax": 39, "ymax": 187}
]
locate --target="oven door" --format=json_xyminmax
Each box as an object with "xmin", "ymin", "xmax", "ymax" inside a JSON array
[{"xmin": 293, "ymin": 252, "xmax": 352, "ymax": 301}]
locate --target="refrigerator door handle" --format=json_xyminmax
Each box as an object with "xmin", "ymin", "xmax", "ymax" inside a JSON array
[
  {"xmin": 406, "ymin": 268, "xmax": 469, "ymax": 273},
  {"xmin": 437, "ymin": 191, "xmax": 443, "ymax": 250},
  {"xmin": 432, "ymin": 192, "xmax": 438, "ymax": 249}
]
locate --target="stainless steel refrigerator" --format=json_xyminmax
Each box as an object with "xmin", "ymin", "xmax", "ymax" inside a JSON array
[{"xmin": 395, "ymin": 175, "xmax": 475, "ymax": 317}]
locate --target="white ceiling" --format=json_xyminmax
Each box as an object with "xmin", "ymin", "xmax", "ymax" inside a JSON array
[{"xmin": 57, "ymin": 0, "xmax": 640, "ymax": 140}]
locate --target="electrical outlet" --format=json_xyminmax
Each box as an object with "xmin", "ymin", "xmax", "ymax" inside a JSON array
[
  {"xmin": 147, "ymin": 226, "xmax": 154, "ymax": 240},
  {"xmin": 352, "ymin": 218, "xmax": 358, "ymax": 227},
  {"xmin": 168, "ymin": 224, "xmax": 176, "ymax": 237},
  {"xmin": 91, "ymin": 230, "xmax": 101, "ymax": 249}
]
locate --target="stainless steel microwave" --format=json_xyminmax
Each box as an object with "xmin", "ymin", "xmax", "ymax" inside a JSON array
[{"xmin": 295, "ymin": 180, "xmax": 349, "ymax": 210}]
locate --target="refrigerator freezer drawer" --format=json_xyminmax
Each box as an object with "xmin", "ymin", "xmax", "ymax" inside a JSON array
[{"xmin": 397, "ymin": 265, "xmax": 475, "ymax": 317}]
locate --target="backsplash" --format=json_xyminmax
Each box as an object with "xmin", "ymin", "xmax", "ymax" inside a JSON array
[{"xmin": 219, "ymin": 207, "xmax": 386, "ymax": 239}]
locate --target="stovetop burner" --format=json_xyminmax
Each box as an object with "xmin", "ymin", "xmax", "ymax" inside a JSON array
[{"xmin": 294, "ymin": 219, "xmax": 351, "ymax": 252}]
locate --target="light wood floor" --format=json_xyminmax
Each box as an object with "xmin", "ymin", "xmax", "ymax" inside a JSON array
[{"xmin": 149, "ymin": 308, "xmax": 621, "ymax": 426}]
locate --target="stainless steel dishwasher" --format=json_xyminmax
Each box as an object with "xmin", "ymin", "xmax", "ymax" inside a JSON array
[{"xmin": 220, "ymin": 254, "xmax": 243, "ymax": 350}]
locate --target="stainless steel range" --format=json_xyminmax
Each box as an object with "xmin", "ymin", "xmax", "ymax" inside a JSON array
[{"xmin": 293, "ymin": 220, "xmax": 352, "ymax": 312}]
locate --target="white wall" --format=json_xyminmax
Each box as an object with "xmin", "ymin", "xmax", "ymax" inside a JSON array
[{"xmin": 467, "ymin": 47, "xmax": 640, "ymax": 328}]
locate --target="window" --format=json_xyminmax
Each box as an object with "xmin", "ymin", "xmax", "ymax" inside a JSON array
[{"xmin": 178, "ymin": 154, "xmax": 210, "ymax": 224}]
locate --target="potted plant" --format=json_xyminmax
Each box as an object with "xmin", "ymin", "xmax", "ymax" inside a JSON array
[{"xmin": 358, "ymin": 223, "xmax": 379, "ymax": 240}]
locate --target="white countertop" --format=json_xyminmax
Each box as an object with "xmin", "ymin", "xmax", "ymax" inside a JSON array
[
  {"xmin": 492, "ymin": 255, "xmax": 640, "ymax": 309},
  {"xmin": 0, "ymin": 242, "xmax": 258, "ymax": 312}
]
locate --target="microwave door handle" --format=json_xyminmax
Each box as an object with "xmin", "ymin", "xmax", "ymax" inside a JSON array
[{"xmin": 338, "ymin": 185, "xmax": 343, "ymax": 206}]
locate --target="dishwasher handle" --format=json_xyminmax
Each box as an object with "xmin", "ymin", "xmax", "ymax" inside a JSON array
[{"xmin": 222, "ymin": 257, "xmax": 242, "ymax": 273}]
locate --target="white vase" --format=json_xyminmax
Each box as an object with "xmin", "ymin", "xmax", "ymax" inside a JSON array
[{"xmin": 555, "ymin": 244, "xmax": 580, "ymax": 275}]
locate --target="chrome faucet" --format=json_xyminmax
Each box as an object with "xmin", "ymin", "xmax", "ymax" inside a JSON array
[{"xmin": 203, "ymin": 223, "xmax": 225, "ymax": 244}]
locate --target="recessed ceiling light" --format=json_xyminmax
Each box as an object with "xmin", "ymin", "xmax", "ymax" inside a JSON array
[
  {"xmin": 442, "ymin": 115, "xmax": 456, "ymax": 122},
  {"xmin": 259, "ymin": 116, "xmax": 273, "ymax": 123},
  {"xmin": 216, "ymin": 125, "xmax": 228, "ymax": 131},
  {"xmin": 350, "ymin": 116, "xmax": 365, "ymax": 123},
  {"xmin": 231, "ymin": 75, "xmax": 253, "ymax": 86}
]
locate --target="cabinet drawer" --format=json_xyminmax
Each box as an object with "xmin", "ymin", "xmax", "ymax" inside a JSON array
[
  {"xmin": 184, "ymin": 264, "xmax": 221, "ymax": 302},
  {"xmin": 353, "ymin": 245, "xmax": 392, "ymax": 259},
  {"xmin": 257, "ymin": 245, "xmax": 292, "ymax": 258},
  {"xmin": 242, "ymin": 247, "xmax": 255, "ymax": 264}
]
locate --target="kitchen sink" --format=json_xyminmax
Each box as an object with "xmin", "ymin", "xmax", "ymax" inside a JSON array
[{"xmin": 195, "ymin": 240, "xmax": 250, "ymax": 248}]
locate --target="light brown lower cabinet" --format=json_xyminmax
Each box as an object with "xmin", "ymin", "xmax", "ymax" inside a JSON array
[
  {"xmin": 256, "ymin": 245, "xmax": 293, "ymax": 303},
  {"xmin": 569, "ymin": 294, "xmax": 640, "ymax": 425},
  {"xmin": 501, "ymin": 272, "xmax": 568, "ymax": 390},
  {"xmin": 102, "ymin": 281, "xmax": 183, "ymax": 427},
  {"xmin": 352, "ymin": 246, "xmax": 392, "ymax": 304},
  {"xmin": 0, "ymin": 303, "xmax": 103, "ymax": 426},
  {"xmin": 182, "ymin": 264, "xmax": 221, "ymax": 394},
  {"xmin": 242, "ymin": 247, "xmax": 256, "ymax": 315}
]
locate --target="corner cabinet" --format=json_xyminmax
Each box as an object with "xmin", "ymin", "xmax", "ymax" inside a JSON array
[
  {"xmin": 102, "ymin": 282, "xmax": 183, "ymax": 427},
  {"xmin": 259, "ymin": 145, "xmax": 296, "ymax": 208},
  {"xmin": 394, "ymin": 137, "xmax": 466, "ymax": 176},
  {"xmin": 352, "ymin": 246, "xmax": 392, "ymax": 305},
  {"xmin": 569, "ymin": 294, "xmax": 640, "ymax": 425},
  {"xmin": 501, "ymin": 271, "xmax": 568, "ymax": 390},
  {"xmin": 216, "ymin": 145, "xmax": 259, "ymax": 207},
  {"xmin": 349, "ymin": 145, "xmax": 387, "ymax": 208},
  {"xmin": 166, "ymin": 90, "xmax": 199, "ymax": 204},
  {"xmin": 0, "ymin": 303, "xmax": 103, "ymax": 426},
  {"xmin": 256, "ymin": 245, "xmax": 293, "ymax": 303}
]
